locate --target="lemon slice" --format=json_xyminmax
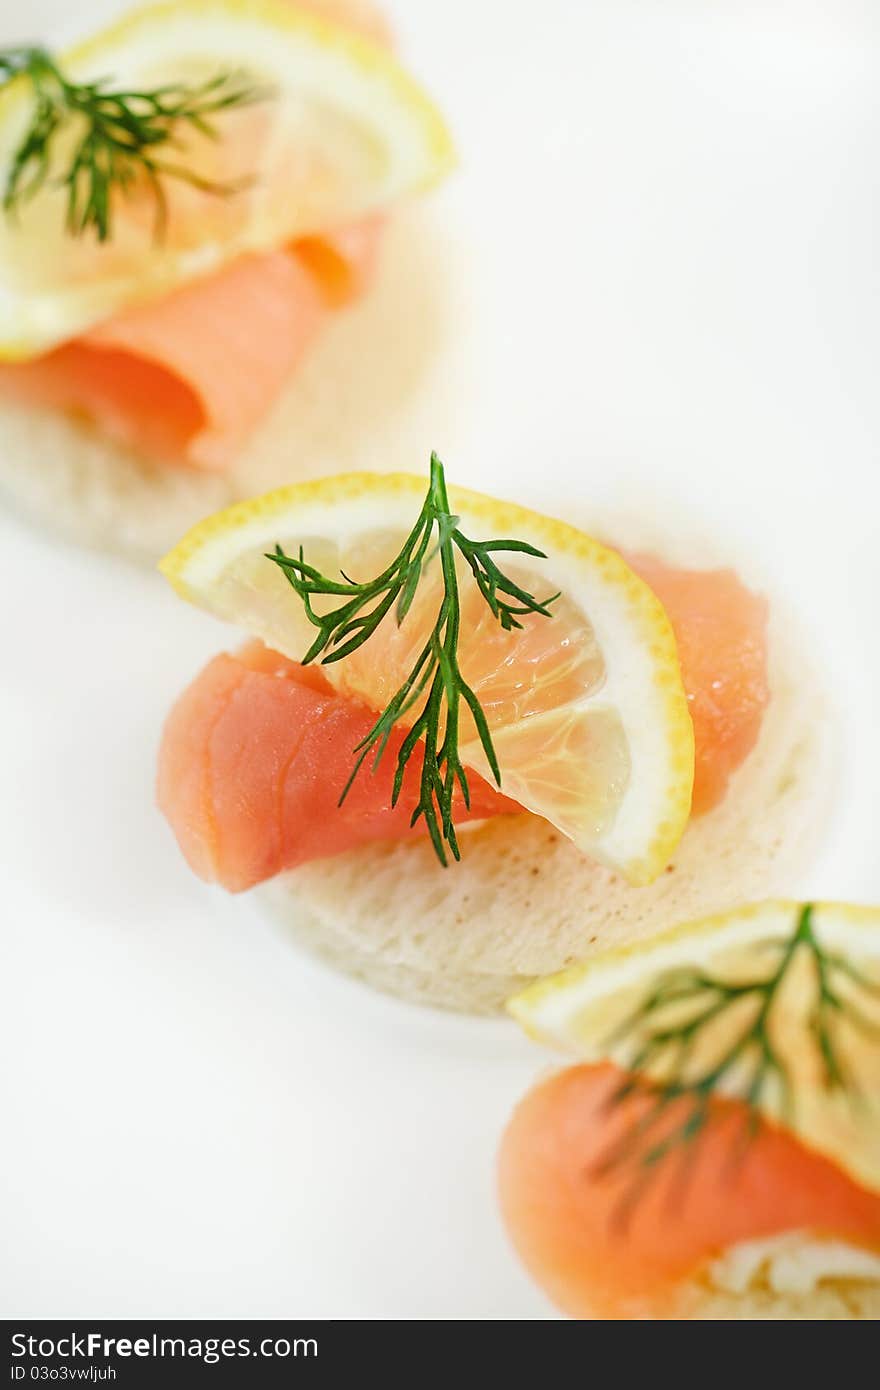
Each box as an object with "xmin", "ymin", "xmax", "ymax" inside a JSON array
[
  {"xmin": 160, "ymin": 471, "xmax": 695, "ymax": 884},
  {"xmin": 509, "ymin": 901, "xmax": 880, "ymax": 1192},
  {"xmin": 0, "ymin": 0, "xmax": 454, "ymax": 359}
]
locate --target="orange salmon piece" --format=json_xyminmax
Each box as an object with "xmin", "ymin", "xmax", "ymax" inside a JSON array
[
  {"xmin": 297, "ymin": 215, "xmax": 385, "ymax": 307},
  {"xmin": 498, "ymin": 1063, "xmax": 880, "ymax": 1320},
  {"xmin": 627, "ymin": 555, "xmax": 769, "ymax": 814},
  {"xmin": 157, "ymin": 642, "xmax": 518, "ymax": 891},
  {"xmin": 0, "ymin": 249, "xmax": 327, "ymax": 470}
]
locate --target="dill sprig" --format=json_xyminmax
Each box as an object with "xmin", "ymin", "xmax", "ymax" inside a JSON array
[
  {"xmin": 0, "ymin": 45, "xmax": 266, "ymax": 241},
  {"xmin": 267, "ymin": 453, "xmax": 559, "ymax": 866},
  {"xmin": 597, "ymin": 904, "xmax": 880, "ymax": 1197}
]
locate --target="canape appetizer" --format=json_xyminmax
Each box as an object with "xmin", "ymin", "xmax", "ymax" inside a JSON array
[
  {"xmin": 156, "ymin": 456, "xmax": 826, "ymax": 1011},
  {"xmin": 500, "ymin": 902, "xmax": 880, "ymax": 1319},
  {"xmin": 0, "ymin": 0, "xmax": 452, "ymax": 554}
]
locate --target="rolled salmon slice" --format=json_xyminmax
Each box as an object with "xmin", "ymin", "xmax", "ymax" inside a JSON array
[
  {"xmin": 498, "ymin": 1063, "xmax": 880, "ymax": 1319},
  {"xmin": 627, "ymin": 554, "xmax": 769, "ymax": 815},
  {"xmin": 157, "ymin": 558, "xmax": 769, "ymax": 890},
  {"xmin": 158, "ymin": 641, "xmax": 518, "ymax": 891},
  {"xmin": 0, "ymin": 248, "xmax": 325, "ymax": 470},
  {"xmin": 0, "ymin": 217, "xmax": 385, "ymax": 471}
]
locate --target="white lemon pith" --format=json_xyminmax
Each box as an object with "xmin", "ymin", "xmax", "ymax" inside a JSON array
[
  {"xmin": 508, "ymin": 900, "xmax": 880, "ymax": 1193},
  {"xmin": 0, "ymin": 0, "xmax": 454, "ymax": 359},
  {"xmin": 708, "ymin": 1233, "xmax": 880, "ymax": 1297},
  {"xmin": 160, "ymin": 472, "xmax": 695, "ymax": 885}
]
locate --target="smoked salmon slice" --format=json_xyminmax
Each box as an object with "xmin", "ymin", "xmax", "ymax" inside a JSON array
[
  {"xmin": 0, "ymin": 218, "xmax": 383, "ymax": 471},
  {"xmin": 0, "ymin": 0, "xmax": 391, "ymax": 470},
  {"xmin": 498, "ymin": 1062, "xmax": 880, "ymax": 1319},
  {"xmin": 157, "ymin": 558, "xmax": 769, "ymax": 890},
  {"xmin": 157, "ymin": 641, "xmax": 518, "ymax": 891},
  {"xmin": 626, "ymin": 554, "xmax": 769, "ymax": 814}
]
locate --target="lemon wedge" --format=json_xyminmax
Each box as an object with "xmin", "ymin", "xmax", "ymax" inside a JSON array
[{"xmin": 508, "ymin": 900, "xmax": 880, "ymax": 1193}]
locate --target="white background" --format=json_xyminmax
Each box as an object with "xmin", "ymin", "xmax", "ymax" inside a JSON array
[{"xmin": 2, "ymin": 0, "xmax": 879, "ymax": 1318}]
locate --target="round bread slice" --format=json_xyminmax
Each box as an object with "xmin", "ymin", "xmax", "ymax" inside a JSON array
[
  {"xmin": 259, "ymin": 604, "xmax": 833, "ymax": 1014},
  {"xmin": 0, "ymin": 207, "xmax": 467, "ymax": 560}
]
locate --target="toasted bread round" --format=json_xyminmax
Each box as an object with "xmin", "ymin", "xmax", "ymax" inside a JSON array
[
  {"xmin": 260, "ymin": 605, "xmax": 832, "ymax": 1014},
  {"xmin": 0, "ymin": 208, "xmax": 467, "ymax": 560}
]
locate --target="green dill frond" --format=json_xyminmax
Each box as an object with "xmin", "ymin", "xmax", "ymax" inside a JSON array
[
  {"xmin": 0, "ymin": 45, "xmax": 266, "ymax": 241},
  {"xmin": 267, "ymin": 453, "xmax": 559, "ymax": 866},
  {"xmin": 599, "ymin": 903, "xmax": 880, "ymax": 1205}
]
